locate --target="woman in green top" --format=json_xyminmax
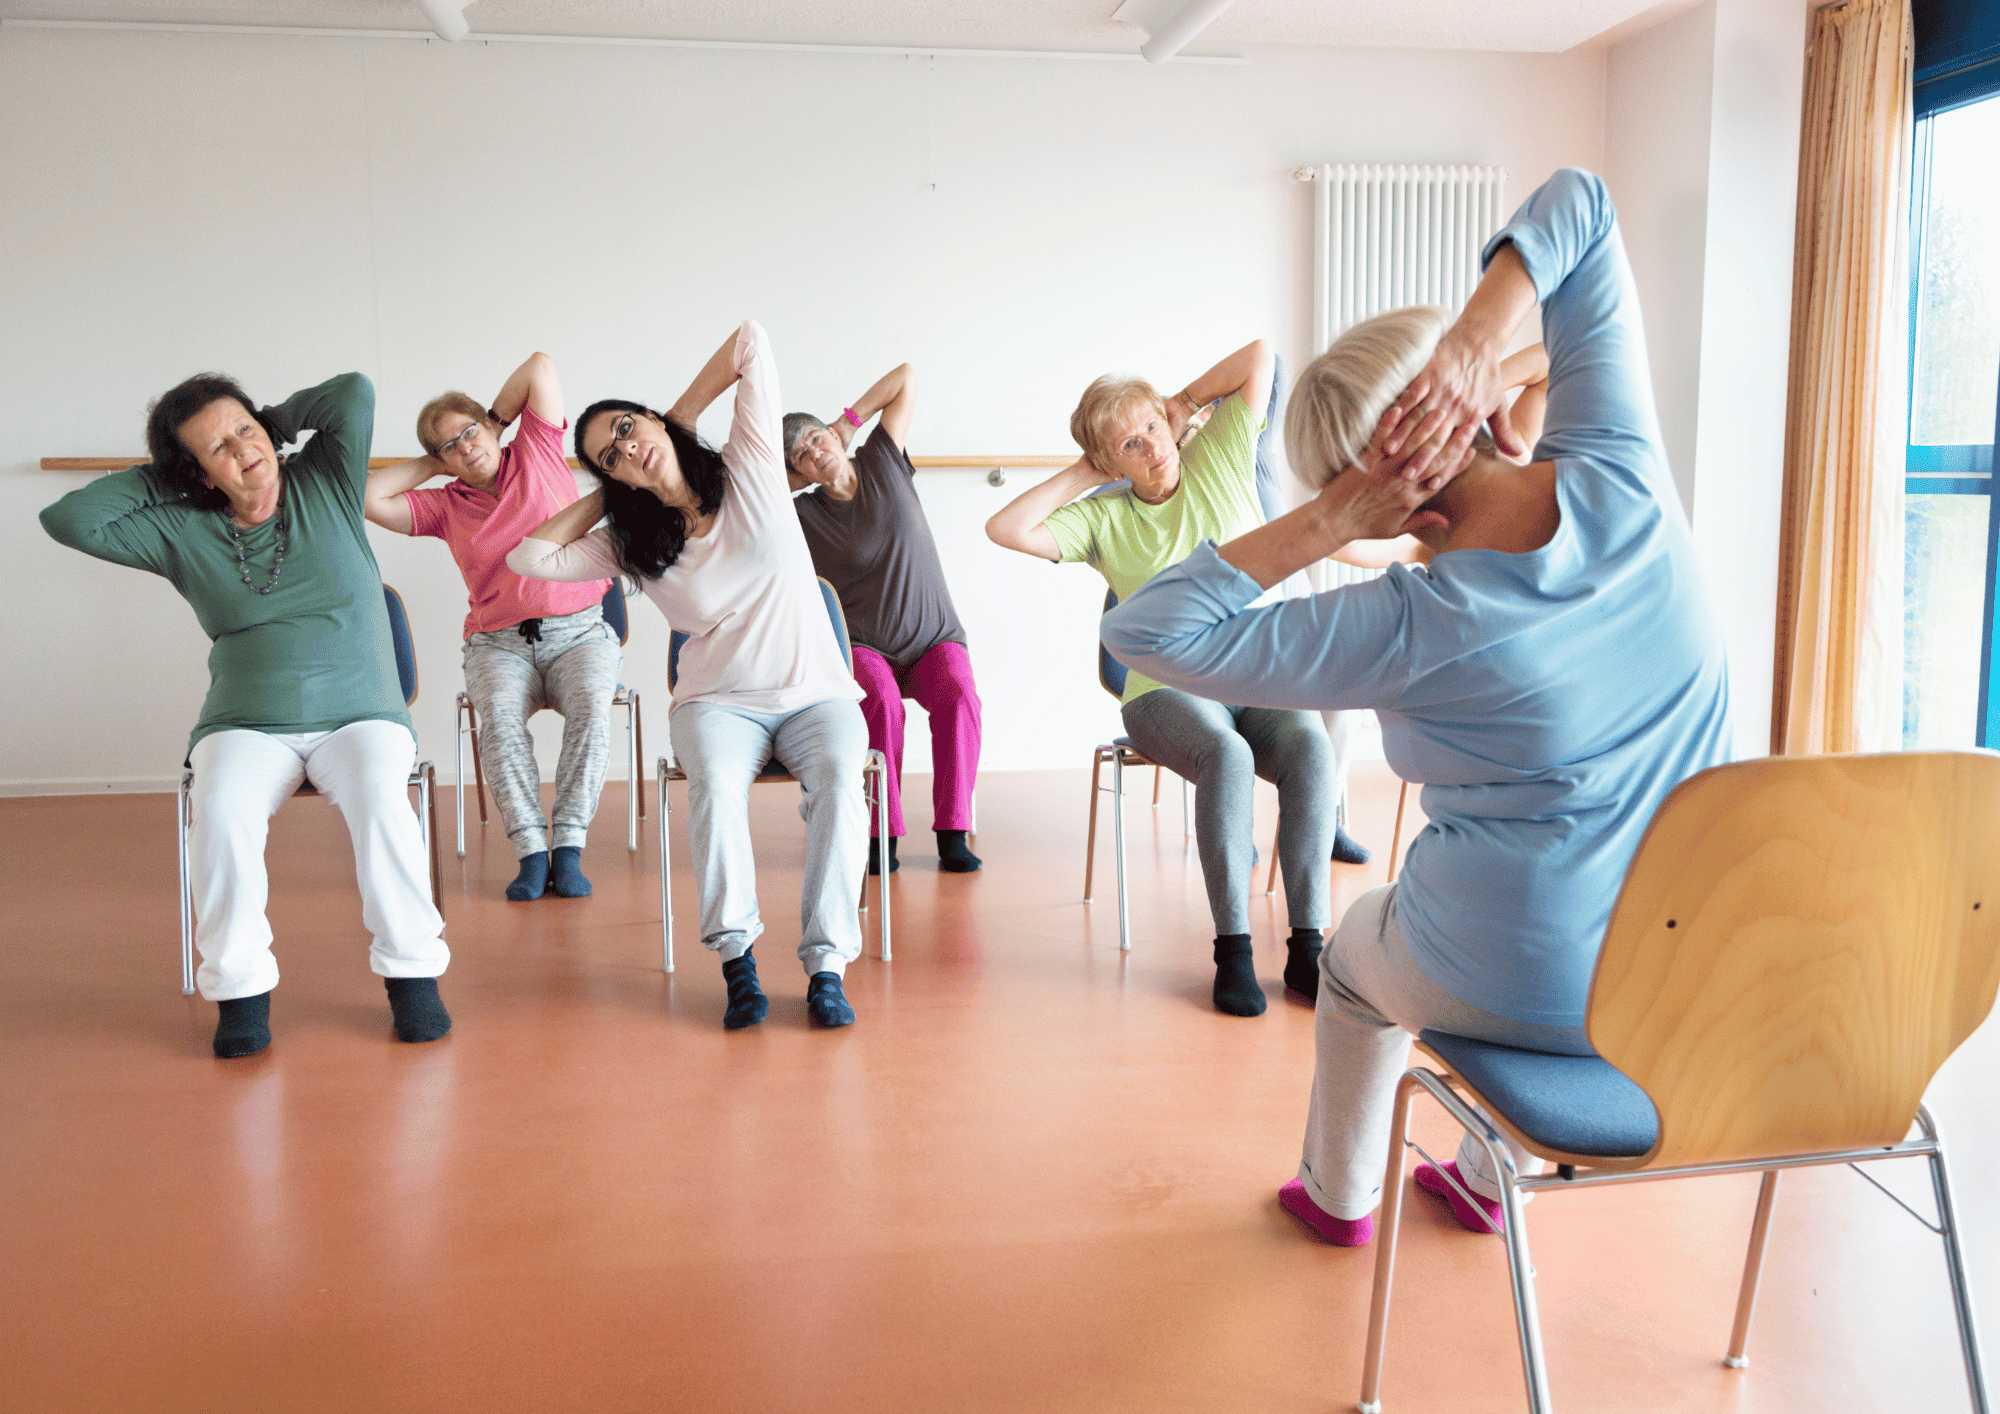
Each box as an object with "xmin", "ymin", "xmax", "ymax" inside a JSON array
[
  {"xmin": 40, "ymin": 371, "xmax": 451, "ymax": 1059},
  {"xmin": 985, "ymin": 340, "xmax": 1336, "ymax": 1018}
]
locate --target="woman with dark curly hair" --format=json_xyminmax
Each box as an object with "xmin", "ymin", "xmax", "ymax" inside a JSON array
[
  {"xmin": 40, "ymin": 372, "xmax": 451, "ymax": 1059},
  {"xmin": 509, "ymin": 322, "xmax": 868, "ymax": 1032}
]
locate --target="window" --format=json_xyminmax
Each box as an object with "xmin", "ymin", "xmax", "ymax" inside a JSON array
[{"xmin": 1903, "ymin": 89, "xmax": 2000, "ymax": 748}]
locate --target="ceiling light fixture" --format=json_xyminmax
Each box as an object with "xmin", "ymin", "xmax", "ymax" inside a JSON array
[{"xmin": 413, "ymin": 0, "xmax": 467, "ymax": 42}]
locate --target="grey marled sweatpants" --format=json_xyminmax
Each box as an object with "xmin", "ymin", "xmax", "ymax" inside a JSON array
[{"xmin": 462, "ymin": 603, "xmax": 621, "ymax": 858}]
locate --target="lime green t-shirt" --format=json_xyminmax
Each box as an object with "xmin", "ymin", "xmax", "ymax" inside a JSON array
[
  {"xmin": 1043, "ymin": 393, "xmax": 1265, "ymax": 703},
  {"xmin": 39, "ymin": 373, "xmax": 412, "ymax": 752}
]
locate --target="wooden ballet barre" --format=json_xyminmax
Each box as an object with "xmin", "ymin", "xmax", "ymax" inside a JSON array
[{"xmin": 43, "ymin": 454, "xmax": 1076, "ymax": 472}]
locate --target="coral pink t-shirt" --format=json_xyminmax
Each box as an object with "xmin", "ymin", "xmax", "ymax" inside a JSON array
[{"xmin": 406, "ymin": 405, "xmax": 609, "ymax": 638}]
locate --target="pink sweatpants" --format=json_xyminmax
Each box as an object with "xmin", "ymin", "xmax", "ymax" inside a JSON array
[{"xmin": 850, "ymin": 640, "xmax": 982, "ymax": 837}]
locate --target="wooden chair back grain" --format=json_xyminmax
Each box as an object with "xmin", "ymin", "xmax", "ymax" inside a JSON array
[{"xmin": 1588, "ymin": 751, "xmax": 2000, "ymax": 1170}]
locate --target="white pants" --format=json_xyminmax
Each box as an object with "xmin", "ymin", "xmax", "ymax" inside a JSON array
[{"xmin": 188, "ymin": 720, "xmax": 449, "ymax": 1001}]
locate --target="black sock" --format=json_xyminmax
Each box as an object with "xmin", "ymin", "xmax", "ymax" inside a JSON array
[
  {"xmin": 1284, "ymin": 928, "xmax": 1324, "ymax": 1002},
  {"xmin": 868, "ymin": 835, "xmax": 900, "ymax": 876},
  {"xmin": 1212, "ymin": 934, "xmax": 1266, "ymax": 1017},
  {"xmin": 506, "ymin": 851, "xmax": 550, "ymax": 900},
  {"xmin": 722, "ymin": 949, "xmax": 769, "ymax": 1030},
  {"xmin": 213, "ymin": 991, "xmax": 272, "ymax": 1059},
  {"xmin": 548, "ymin": 845, "xmax": 593, "ymax": 897},
  {"xmin": 936, "ymin": 829, "xmax": 982, "ymax": 873},
  {"xmin": 1332, "ymin": 828, "xmax": 1373, "ymax": 866},
  {"xmin": 385, "ymin": 977, "xmax": 452, "ymax": 1043},
  {"xmin": 807, "ymin": 971, "xmax": 856, "ymax": 1028}
]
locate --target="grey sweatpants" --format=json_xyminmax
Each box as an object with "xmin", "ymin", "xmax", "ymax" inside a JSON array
[
  {"xmin": 669, "ymin": 697, "xmax": 869, "ymax": 978},
  {"xmin": 1119, "ymin": 686, "xmax": 1334, "ymax": 936},
  {"xmin": 462, "ymin": 603, "xmax": 622, "ymax": 858},
  {"xmin": 1298, "ymin": 884, "xmax": 1595, "ymax": 1219}
]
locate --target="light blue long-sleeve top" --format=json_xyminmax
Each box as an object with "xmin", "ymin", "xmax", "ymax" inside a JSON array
[{"xmin": 1100, "ymin": 168, "xmax": 1733, "ymax": 1029}]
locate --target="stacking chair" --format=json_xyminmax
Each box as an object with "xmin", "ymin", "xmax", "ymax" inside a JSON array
[
  {"xmin": 655, "ymin": 578, "xmax": 892, "ymax": 971},
  {"xmin": 1359, "ymin": 751, "xmax": 2000, "ymax": 1414},
  {"xmin": 455, "ymin": 579, "xmax": 645, "ymax": 856},
  {"xmin": 175, "ymin": 584, "xmax": 442, "ymax": 996}
]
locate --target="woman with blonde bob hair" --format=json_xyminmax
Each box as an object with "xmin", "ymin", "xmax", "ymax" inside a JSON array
[
  {"xmin": 987, "ymin": 340, "xmax": 1339, "ymax": 1019},
  {"xmin": 1102, "ymin": 169, "xmax": 1733, "ymax": 1245}
]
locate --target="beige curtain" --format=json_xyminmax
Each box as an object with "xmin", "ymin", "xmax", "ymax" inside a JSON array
[{"xmin": 1771, "ymin": 0, "xmax": 1912, "ymax": 756}]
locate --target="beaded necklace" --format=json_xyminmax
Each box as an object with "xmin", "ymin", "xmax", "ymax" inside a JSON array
[{"xmin": 222, "ymin": 484, "xmax": 287, "ymax": 594}]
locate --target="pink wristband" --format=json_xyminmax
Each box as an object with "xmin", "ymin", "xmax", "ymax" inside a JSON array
[{"xmin": 841, "ymin": 407, "xmax": 863, "ymax": 428}]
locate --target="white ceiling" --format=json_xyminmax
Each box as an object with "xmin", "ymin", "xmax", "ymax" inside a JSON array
[{"xmin": 0, "ymin": 0, "xmax": 1684, "ymax": 54}]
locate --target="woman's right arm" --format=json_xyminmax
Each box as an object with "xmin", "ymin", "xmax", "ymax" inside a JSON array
[
  {"xmin": 490, "ymin": 351, "xmax": 564, "ymax": 428},
  {"xmin": 984, "ymin": 458, "xmax": 1115, "ymax": 562},
  {"xmin": 506, "ymin": 490, "xmax": 620, "ymax": 582},
  {"xmin": 363, "ymin": 458, "xmax": 445, "ymax": 535},
  {"xmin": 39, "ymin": 465, "xmax": 176, "ymax": 573}
]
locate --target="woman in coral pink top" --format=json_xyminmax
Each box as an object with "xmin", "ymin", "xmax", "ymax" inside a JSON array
[{"xmin": 365, "ymin": 352, "xmax": 619, "ymax": 902}]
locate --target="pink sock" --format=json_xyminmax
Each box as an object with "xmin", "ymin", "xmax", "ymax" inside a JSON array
[
  {"xmin": 1279, "ymin": 1179, "xmax": 1374, "ymax": 1246},
  {"xmin": 1414, "ymin": 1161, "xmax": 1505, "ymax": 1234}
]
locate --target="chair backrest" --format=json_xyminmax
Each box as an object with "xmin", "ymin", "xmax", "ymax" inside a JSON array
[
  {"xmin": 1098, "ymin": 587, "xmax": 1127, "ymax": 699},
  {"xmin": 668, "ymin": 577, "xmax": 852, "ymax": 693},
  {"xmin": 382, "ymin": 584, "xmax": 419, "ymax": 706},
  {"xmin": 1587, "ymin": 751, "xmax": 2000, "ymax": 1169},
  {"xmin": 600, "ymin": 579, "xmax": 630, "ymax": 647}
]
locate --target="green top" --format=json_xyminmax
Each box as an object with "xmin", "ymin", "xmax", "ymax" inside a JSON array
[
  {"xmin": 1042, "ymin": 392, "xmax": 1266, "ymax": 703},
  {"xmin": 40, "ymin": 373, "xmax": 411, "ymax": 752}
]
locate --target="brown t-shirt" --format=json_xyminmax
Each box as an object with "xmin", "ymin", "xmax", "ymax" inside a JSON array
[{"xmin": 793, "ymin": 425, "xmax": 967, "ymax": 668}]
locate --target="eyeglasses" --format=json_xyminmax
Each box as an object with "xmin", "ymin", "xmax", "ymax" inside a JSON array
[
  {"xmin": 435, "ymin": 420, "xmax": 485, "ymax": 459},
  {"xmin": 596, "ymin": 413, "xmax": 640, "ymax": 472}
]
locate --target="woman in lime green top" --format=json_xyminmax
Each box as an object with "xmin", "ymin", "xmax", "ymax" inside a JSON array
[
  {"xmin": 986, "ymin": 340, "xmax": 1336, "ymax": 1018},
  {"xmin": 40, "ymin": 371, "xmax": 450, "ymax": 1059}
]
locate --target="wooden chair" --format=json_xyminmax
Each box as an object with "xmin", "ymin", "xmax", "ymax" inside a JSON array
[
  {"xmin": 1359, "ymin": 751, "xmax": 2000, "ymax": 1413},
  {"xmin": 455, "ymin": 579, "xmax": 645, "ymax": 856},
  {"xmin": 655, "ymin": 578, "xmax": 891, "ymax": 971},
  {"xmin": 175, "ymin": 584, "xmax": 442, "ymax": 995}
]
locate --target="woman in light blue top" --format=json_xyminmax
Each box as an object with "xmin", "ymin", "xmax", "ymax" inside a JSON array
[{"xmin": 1100, "ymin": 168, "xmax": 1734, "ymax": 1244}]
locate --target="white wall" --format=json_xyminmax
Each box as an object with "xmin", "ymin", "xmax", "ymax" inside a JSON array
[
  {"xmin": 2, "ymin": 28, "xmax": 1607, "ymax": 792},
  {"xmin": 1604, "ymin": 0, "xmax": 1808, "ymax": 761}
]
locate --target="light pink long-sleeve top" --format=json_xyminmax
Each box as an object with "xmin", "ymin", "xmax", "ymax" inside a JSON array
[{"xmin": 507, "ymin": 322, "xmax": 862, "ymax": 717}]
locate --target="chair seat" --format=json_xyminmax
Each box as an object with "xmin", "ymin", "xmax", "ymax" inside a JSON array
[
  {"xmin": 1418, "ymin": 1029, "xmax": 1660, "ymax": 1159},
  {"xmin": 660, "ymin": 761, "xmax": 796, "ymax": 784}
]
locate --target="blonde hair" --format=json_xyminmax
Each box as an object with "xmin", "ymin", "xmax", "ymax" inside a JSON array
[
  {"xmin": 416, "ymin": 391, "xmax": 494, "ymax": 456},
  {"xmin": 1069, "ymin": 375, "xmax": 1167, "ymax": 466},
  {"xmin": 1285, "ymin": 307, "xmax": 1448, "ymax": 490}
]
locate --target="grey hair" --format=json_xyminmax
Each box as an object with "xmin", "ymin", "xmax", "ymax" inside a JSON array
[
  {"xmin": 1285, "ymin": 306, "xmax": 1449, "ymax": 491},
  {"xmin": 782, "ymin": 411, "xmax": 830, "ymax": 466}
]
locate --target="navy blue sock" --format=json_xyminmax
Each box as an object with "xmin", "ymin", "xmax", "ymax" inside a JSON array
[
  {"xmin": 213, "ymin": 991, "xmax": 271, "ymax": 1058},
  {"xmin": 1332, "ymin": 828, "xmax": 1373, "ymax": 865},
  {"xmin": 506, "ymin": 851, "xmax": 550, "ymax": 901},
  {"xmin": 722, "ymin": 949, "xmax": 769, "ymax": 1030},
  {"xmin": 808, "ymin": 971, "xmax": 856, "ymax": 1028},
  {"xmin": 385, "ymin": 977, "xmax": 452, "ymax": 1043},
  {"xmin": 549, "ymin": 845, "xmax": 592, "ymax": 897},
  {"xmin": 868, "ymin": 835, "xmax": 900, "ymax": 876},
  {"xmin": 1284, "ymin": 928, "xmax": 1324, "ymax": 1003},
  {"xmin": 1212, "ymin": 934, "xmax": 1267, "ymax": 1017},
  {"xmin": 936, "ymin": 829, "xmax": 982, "ymax": 873}
]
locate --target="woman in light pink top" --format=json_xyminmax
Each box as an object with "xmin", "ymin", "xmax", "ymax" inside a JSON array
[{"xmin": 365, "ymin": 352, "xmax": 619, "ymax": 903}]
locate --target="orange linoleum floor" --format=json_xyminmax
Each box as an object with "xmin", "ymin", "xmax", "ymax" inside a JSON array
[{"xmin": 1, "ymin": 765, "xmax": 1993, "ymax": 1413}]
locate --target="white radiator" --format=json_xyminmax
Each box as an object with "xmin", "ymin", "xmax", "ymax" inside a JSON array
[
  {"xmin": 1308, "ymin": 163, "xmax": 1509, "ymax": 350},
  {"xmin": 1302, "ymin": 163, "xmax": 1506, "ymax": 591}
]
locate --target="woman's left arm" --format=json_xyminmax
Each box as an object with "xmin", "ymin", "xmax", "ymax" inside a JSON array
[
  {"xmin": 1167, "ymin": 339, "xmax": 1275, "ymax": 442},
  {"xmin": 489, "ymin": 351, "xmax": 563, "ymax": 427},
  {"xmin": 260, "ymin": 372, "xmax": 375, "ymax": 488}
]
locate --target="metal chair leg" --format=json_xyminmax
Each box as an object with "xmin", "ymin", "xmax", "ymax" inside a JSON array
[
  {"xmin": 1084, "ymin": 747, "xmax": 1106, "ymax": 902},
  {"xmin": 1491, "ymin": 1141, "xmax": 1554, "ymax": 1413},
  {"xmin": 868, "ymin": 749, "xmax": 892, "ymax": 961},
  {"xmin": 1182, "ymin": 775, "xmax": 1191, "ymax": 838},
  {"xmin": 1265, "ymin": 825, "xmax": 1281, "ymax": 897},
  {"xmin": 454, "ymin": 693, "xmax": 469, "ymax": 858},
  {"xmin": 419, "ymin": 762, "xmax": 442, "ymax": 912},
  {"xmin": 1387, "ymin": 780, "xmax": 1410, "ymax": 884},
  {"xmin": 625, "ymin": 692, "xmax": 638, "ymax": 852},
  {"xmin": 1113, "ymin": 748, "xmax": 1131, "ymax": 952},
  {"xmin": 658, "ymin": 756, "xmax": 674, "ymax": 974},
  {"xmin": 632, "ymin": 691, "xmax": 646, "ymax": 822},
  {"xmin": 177, "ymin": 769, "xmax": 196, "ymax": 996},
  {"xmin": 1359, "ymin": 1072, "xmax": 1422, "ymax": 1414},
  {"xmin": 1726, "ymin": 1171, "xmax": 1781, "ymax": 1367},
  {"xmin": 1152, "ymin": 764, "xmax": 1163, "ymax": 805},
  {"xmin": 1920, "ymin": 1106, "xmax": 1990, "ymax": 1413}
]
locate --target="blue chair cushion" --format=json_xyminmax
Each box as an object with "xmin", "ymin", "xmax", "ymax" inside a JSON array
[
  {"xmin": 600, "ymin": 580, "xmax": 628, "ymax": 645},
  {"xmin": 1417, "ymin": 1029, "xmax": 1660, "ymax": 1160},
  {"xmin": 381, "ymin": 586, "xmax": 417, "ymax": 706}
]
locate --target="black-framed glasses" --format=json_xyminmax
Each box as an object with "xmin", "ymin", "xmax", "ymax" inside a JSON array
[{"xmin": 597, "ymin": 413, "xmax": 639, "ymax": 471}]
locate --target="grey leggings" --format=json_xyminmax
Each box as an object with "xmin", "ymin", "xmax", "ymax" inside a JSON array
[
  {"xmin": 1119, "ymin": 687, "xmax": 1334, "ymax": 936},
  {"xmin": 462, "ymin": 603, "xmax": 622, "ymax": 858}
]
